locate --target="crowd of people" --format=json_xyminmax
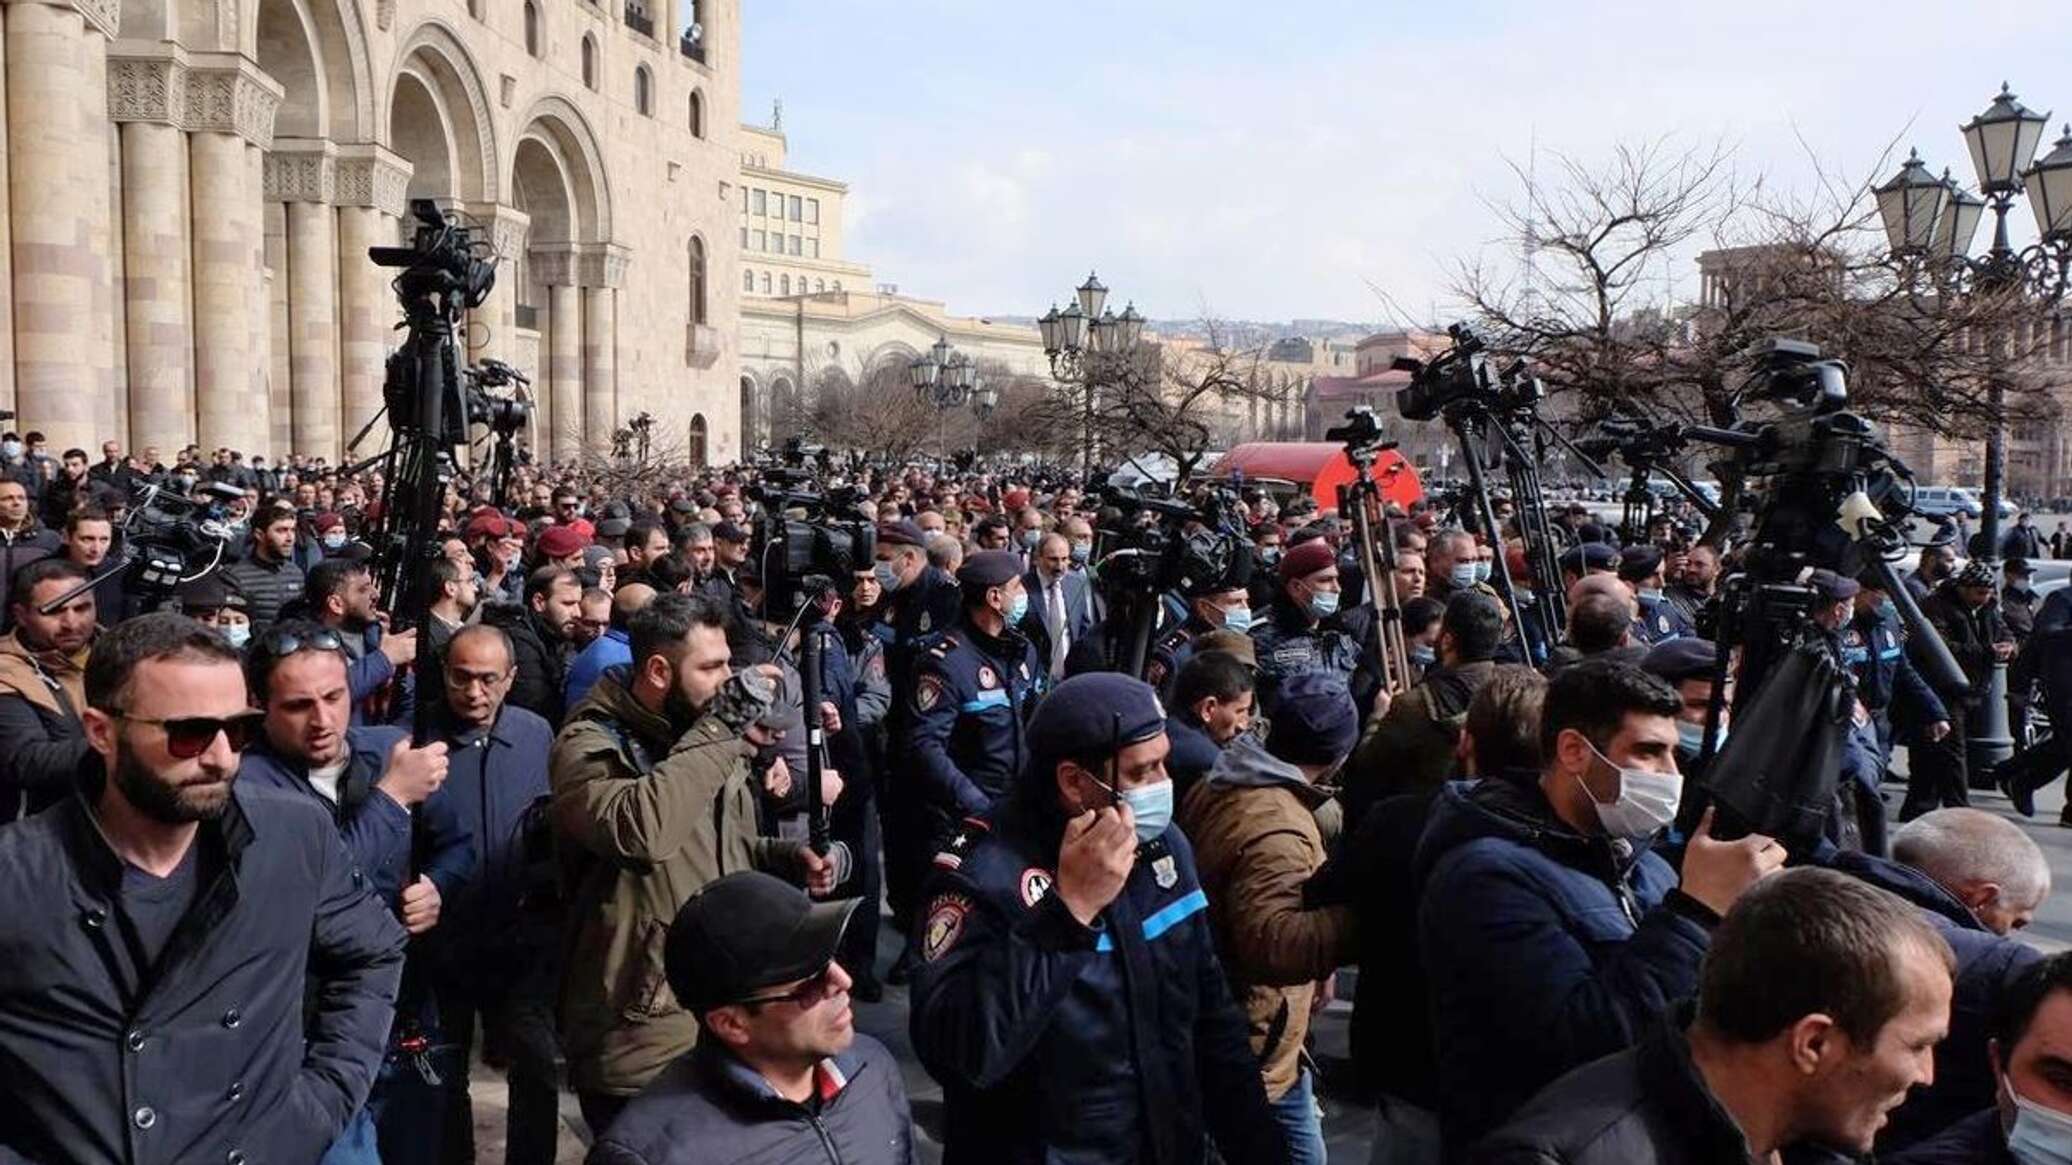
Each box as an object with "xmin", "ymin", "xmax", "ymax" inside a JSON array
[{"xmin": 0, "ymin": 430, "xmax": 2066, "ymax": 1165}]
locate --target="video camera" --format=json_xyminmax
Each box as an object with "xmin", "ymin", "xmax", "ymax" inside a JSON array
[
  {"xmin": 465, "ymin": 359, "xmax": 532, "ymax": 436},
  {"xmin": 1088, "ymin": 475, "xmax": 1242, "ymax": 598},
  {"xmin": 371, "ymin": 200, "xmax": 497, "ymax": 447},
  {"xmin": 1392, "ymin": 324, "xmax": 1545, "ymax": 423},
  {"xmin": 746, "ymin": 468, "xmax": 877, "ymax": 621},
  {"xmin": 120, "ymin": 479, "xmax": 245, "ymax": 598}
]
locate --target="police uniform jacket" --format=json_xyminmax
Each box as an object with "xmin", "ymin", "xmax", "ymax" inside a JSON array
[
  {"xmin": 907, "ymin": 792, "xmax": 1284, "ymax": 1165},
  {"xmin": 1841, "ymin": 606, "xmax": 1948, "ymax": 725},
  {"xmin": 1629, "ymin": 594, "xmax": 1693, "ymax": 646},
  {"xmin": 905, "ymin": 619, "xmax": 1044, "ymax": 829},
  {"xmin": 1248, "ymin": 596, "xmax": 1360, "ymax": 711},
  {"xmin": 1145, "ymin": 613, "xmax": 1215, "ymax": 694}
]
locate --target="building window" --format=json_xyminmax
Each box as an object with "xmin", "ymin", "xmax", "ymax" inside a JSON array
[
  {"xmin": 815, "ymin": 279, "xmax": 825, "ymax": 293},
  {"xmin": 806, "ymin": 198, "xmax": 819, "ymax": 224},
  {"xmin": 688, "ymin": 236, "xmax": 707, "ymax": 325},
  {"xmin": 833, "ymin": 280, "xmax": 842, "ymax": 291},
  {"xmin": 780, "ymin": 275, "xmax": 790, "ymax": 295},
  {"xmin": 689, "ymin": 90, "xmax": 704, "ymax": 138},
  {"xmin": 523, "ymin": 0, "xmax": 540, "ymax": 54},
  {"xmin": 751, "ymin": 189, "xmax": 766, "ymax": 216},
  {"xmin": 743, "ymin": 269, "xmax": 754, "ymax": 292},
  {"xmin": 752, "ymin": 230, "xmax": 764, "ymax": 251},
  {"xmin": 689, "ymin": 414, "xmax": 708, "ymax": 468},
  {"xmin": 807, "ymin": 239, "xmax": 819, "ymax": 259},
  {"xmin": 634, "ymin": 66, "xmax": 652, "ymax": 116},
  {"xmin": 788, "ymin": 235, "xmax": 801, "ymax": 256},
  {"xmin": 580, "ymin": 35, "xmax": 597, "ymax": 89},
  {"xmin": 789, "ymin": 195, "xmax": 802, "ymax": 221},
  {"xmin": 760, "ymin": 272, "xmax": 772, "ymax": 293}
]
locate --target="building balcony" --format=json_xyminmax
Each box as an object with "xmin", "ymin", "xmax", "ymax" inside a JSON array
[
  {"xmin": 680, "ymin": 31, "xmax": 705, "ymax": 62},
  {"xmin": 686, "ymin": 321, "xmax": 719, "ymax": 369},
  {"xmin": 623, "ymin": 1, "xmax": 654, "ymax": 38}
]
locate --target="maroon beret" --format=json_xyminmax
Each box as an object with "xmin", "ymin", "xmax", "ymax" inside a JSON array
[
  {"xmin": 1278, "ymin": 538, "xmax": 1338, "ymax": 583},
  {"xmin": 537, "ymin": 524, "xmax": 588, "ymax": 560}
]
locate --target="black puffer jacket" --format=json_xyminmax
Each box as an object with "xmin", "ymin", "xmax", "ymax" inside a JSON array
[
  {"xmin": 587, "ymin": 1035, "xmax": 914, "ymax": 1165},
  {"xmin": 219, "ymin": 550, "xmax": 305, "ymax": 632},
  {"xmin": 482, "ymin": 601, "xmax": 571, "ymax": 728}
]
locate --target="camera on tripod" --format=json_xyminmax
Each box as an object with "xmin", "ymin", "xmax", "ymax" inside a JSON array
[
  {"xmin": 1391, "ymin": 324, "xmax": 1544, "ymax": 423},
  {"xmin": 122, "ymin": 480, "xmax": 244, "ymax": 597},
  {"xmin": 465, "ymin": 359, "xmax": 532, "ymax": 436},
  {"xmin": 371, "ymin": 200, "xmax": 497, "ymax": 447},
  {"xmin": 746, "ymin": 473, "xmax": 877, "ymax": 621},
  {"xmin": 1089, "ymin": 477, "xmax": 1241, "ymax": 598}
]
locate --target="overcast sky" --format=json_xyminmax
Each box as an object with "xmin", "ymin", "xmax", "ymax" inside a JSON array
[{"xmin": 740, "ymin": 0, "xmax": 2068, "ymax": 326}]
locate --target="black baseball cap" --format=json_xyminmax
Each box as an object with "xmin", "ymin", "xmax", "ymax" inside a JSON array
[{"xmin": 663, "ymin": 871, "xmax": 857, "ymax": 1014}]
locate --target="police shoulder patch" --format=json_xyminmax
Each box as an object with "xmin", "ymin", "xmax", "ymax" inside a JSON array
[
  {"xmin": 977, "ymin": 665, "xmax": 998, "ymax": 690},
  {"xmin": 914, "ymin": 674, "xmax": 945, "ymax": 712},
  {"xmin": 923, "ymin": 894, "xmax": 972, "ymax": 961},
  {"xmin": 1019, "ymin": 867, "xmax": 1054, "ymax": 908}
]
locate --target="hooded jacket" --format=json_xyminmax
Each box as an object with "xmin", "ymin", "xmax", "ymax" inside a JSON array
[
  {"xmin": 0, "ymin": 627, "xmax": 89, "ymax": 822},
  {"xmin": 1178, "ymin": 734, "xmax": 1356, "ymax": 1101},
  {"xmin": 549, "ymin": 669, "xmax": 814, "ymax": 1097},
  {"xmin": 1417, "ymin": 778, "xmax": 1715, "ymax": 1148}
]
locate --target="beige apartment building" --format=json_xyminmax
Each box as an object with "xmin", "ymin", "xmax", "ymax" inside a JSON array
[
  {"xmin": 736, "ymin": 116, "xmax": 869, "ymax": 301},
  {"xmin": 0, "ymin": 0, "xmax": 746, "ymax": 465}
]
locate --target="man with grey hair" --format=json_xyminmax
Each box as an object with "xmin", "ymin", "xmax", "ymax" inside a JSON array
[
  {"xmin": 1827, "ymin": 806, "xmax": 2051, "ymax": 1152},
  {"xmin": 1892, "ymin": 807, "xmax": 2051, "ymax": 936},
  {"xmin": 925, "ymin": 531, "xmax": 964, "ymax": 576}
]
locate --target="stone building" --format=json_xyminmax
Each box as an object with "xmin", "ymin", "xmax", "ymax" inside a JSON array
[
  {"xmin": 736, "ymin": 112, "xmax": 868, "ymax": 303},
  {"xmin": 8, "ymin": 0, "xmax": 744, "ymax": 466}
]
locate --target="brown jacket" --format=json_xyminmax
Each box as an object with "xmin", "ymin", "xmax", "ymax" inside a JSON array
[
  {"xmin": 1346, "ymin": 658, "xmax": 1497, "ymax": 826},
  {"xmin": 0, "ymin": 627, "xmax": 86, "ymax": 720},
  {"xmin": 549, "ymin": 673, "xmax": 809, "ymax": 1096},
  {"xmin": 1178, "ymin": 735, "xmax": 1356, "ymax": 1100}
]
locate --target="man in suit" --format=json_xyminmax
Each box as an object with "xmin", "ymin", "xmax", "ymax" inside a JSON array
[{"xmin": 1021, "ymin": 532, "xmax": 1096, "ymax": 681}]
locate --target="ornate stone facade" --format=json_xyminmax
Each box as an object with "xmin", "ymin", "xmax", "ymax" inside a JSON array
[{"xmin": 0, "ymin": 0, "xmax": 742, "ymax": 465}]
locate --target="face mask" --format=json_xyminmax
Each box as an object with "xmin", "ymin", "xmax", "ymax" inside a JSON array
[
  {"xmin": 321, "ymin": 532, "xmax": 347, "ymax": 550},
  {"xmin": 1004, "ymin": 591, "xmax": 1029, "ymax": 625},
  {"xmin": 1091, "ymin": 772, "xmax": 1174, "ymax": 843},
  {"xmin": 1219, "ymin": 605, "xmax": 1254, "ymax": 633},
  {"xmin": 873, "ymin": 560, "xmax": 903, "ymax": 594},
  {"xmin": 1070, "ymin": 542, "xmax": 1091, "ymax": 566},
  {"xmin": 1020, "ymin": 529, "xmax": 1041, "ymax": 550},
  {"xmin": 220, "ymin": 623, "xmax": 251, "ymax": 649},
  {"xmin": 1675, "ymin": 720, "xmax": 1727, "ymax": 755},
  {"xmin": 1473, "ymin": 560, "xmax": 1493, "ymax": 584},
  {"xmin": 2007, "ymin": 1075, "xmax": 2072, "ymax": 1165},
  {"xmin": 1639, "ymin": 588, "xmax": 1666, "ymax": 604},
  {"xmin": 1878, "ymin": 599, "xmax": 1898, "ymax": 622},
  {"xmin": 1449, "ymin": 563, "xmax": 1478, "ymax": 590},
  {"xmin": 1307, "ymin": 588, "xmax": 1340, "ymax": 619},
  {"xmin": 1409, "ymin": 645, "xmax": 1437, "ymax": 666},
  {"xmin": 1, "ymin": 441, "xmax": 19, "ymax": 459},
  {"xmin": 1259, "ymin": 546, "xmax": 1281, "ymax": 566},
  {"xmin": 1576, "ymin": 739, "xmax": 1681, "ymax": 842}
]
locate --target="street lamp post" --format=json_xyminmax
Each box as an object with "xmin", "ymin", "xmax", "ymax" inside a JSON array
[
  {"xmin": 1039, "ymin": 271, "xmax": 1146, "ymax": 476},
  {"xmin": 909, "ymin": 336, "xmax": 996, "ymax": 464},
  {"xmin": 1874, "ymin": 83, "xmax": 2072, "ymax": 774}
]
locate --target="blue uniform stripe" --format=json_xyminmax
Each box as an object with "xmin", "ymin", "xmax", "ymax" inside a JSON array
[
  {"xmin": 959, "ymin": 690, "xmax": 1011, "ymax": 712},
  {"xmin": 1092, "ymin": 889, "xmax": 1208, "ymax": 952}
]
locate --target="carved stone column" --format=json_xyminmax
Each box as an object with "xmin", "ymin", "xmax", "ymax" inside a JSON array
[
  {"xmin": 184, "ymin": 56, "xmax": 280, "ymax": 454},
  {"xmin": 7, "ymin": 0, "xmax": 121, "ymax": 448},
  {"xmin": 532, "ymin": 243, "xmax": 579, "ymax": 463},
  {"xmin": 267, "ymin": 139, "xmax": 340, "ymax": 460},
  {"xmin": 578, "ymin": 243, "xmax": 628, "ymax": 462},
  {"xmin": 107, "ymin": 47, "xmax": 191, "ymax": 451},
  {"xmin": 334, "ymin": 143, "xmax": 409, "ymax": 456},
  {"xmin": 463, "ymin": 202, "xmax": 529, "ymax": 368}
]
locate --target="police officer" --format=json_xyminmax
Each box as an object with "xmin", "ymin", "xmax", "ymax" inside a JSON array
[
  {"xmin": 875, "ymin": 517, "xmax": 965, "ymax": 943},
  {"xmin": 1843, "ymin": 570, "xmax": 1951, "ymax": 797},
  {"xmin": 875, "ymin": 519, "xmax": 961, "ymax": 654},
  {"xmin": 1249, "ymin": 537, "xmax": 1361, "ymax": 712},
  {"xmin": 906, "ymin": 550, "xmax": 1046, "ymax": 857},
  {"xmin": 1618, "ymin": 544, "xmax": 1693, "ymax": 645},
  {"xmin": 1145, "ymin": 561, "xmax": 1253, "ymax": 695},
  {"xmin": 907, "ymin": 673, "xmax": 1285, "ymax": 1165},
  {"xmin": 1804, "ymin": 569, "xmax": 1895, "ymax": 853},
  {"xmin": 1555, "ymin": 541, "xmax": 1621, "ymax": 595}
]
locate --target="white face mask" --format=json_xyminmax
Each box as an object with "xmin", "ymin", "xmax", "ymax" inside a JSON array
[
  {"xmin": 1574, "ymin": 738, "xmax": 1680, "ymax": 842},
  {"xmin": 2009, "ymin": 1074, "xmax": 2072, "ymax": 1165}
]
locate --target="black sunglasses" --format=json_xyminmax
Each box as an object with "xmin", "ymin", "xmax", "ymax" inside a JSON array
[
  {"xmin": 117, "ymin": 711, "xmax": 265, "ymax": 759},
  {"xmin": 255, "ymin": 627, "xmax": 347, "ymax": 658},
  {"xmin": 738, "ymin": 963, "xmax": 840, "ymax": 1010}
]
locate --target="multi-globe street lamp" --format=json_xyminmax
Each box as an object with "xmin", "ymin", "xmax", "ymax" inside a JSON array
[
  {"xmin": 908, "ymin": 336, "xmax": 1000, "ymax": 462},
  {"xmin": 1872, "ymin": 82, "xmax": 2072, "ymax": 772},
  {"xmin": 1038, "ymin": 272, "xmax": 1146, "ymax": 475}
]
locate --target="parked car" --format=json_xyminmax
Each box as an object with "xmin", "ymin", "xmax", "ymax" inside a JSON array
[{"xmin": 1913, "ymin": 485, "xmax": 1985, "ymax": 520}]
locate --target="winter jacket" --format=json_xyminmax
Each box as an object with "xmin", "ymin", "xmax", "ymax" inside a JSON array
[
  {"xmin": 550, "ymin": 670, "xmax": 814, "ymax": 1097},
  {"xmin": 565, "ymin": 627, "xmax": 632, "ymax": 712},
  {"xmin": 0, "ymin": 763, "xmax": 406, "ymax": 1165},
  {"xmin": 421, "ymin": 701, "xmax": 556, "ymax": 987},
  {"xmin": 219, "ymin": 549, "xmax": 305, "ymax": 631},
  {"xmin": 2029, "ymin": 588, "xmax": 2072, "ymax": 714},
  {"xmin": 0, "ymin": 522, "xmax": 58, "ymax": 618},
  {"xmin": 1467, "ymin": 1020, "xmax": 1761, "ymax": 1164},
  {"xmin": 1163, "ymin": 714, "xmax": 1223, "ymax": 802},
  {"xmin": 1916, "ymin": 582, "xmax": 2012, "ymax": 708},
  {"xmin": 1824, "ymin": 849, "xmax": 2042, "ymax": 1153},
  {"xmin": 1883, "ymin": 1110, "xmax": 2011, "ymax": 1165},
  {"xmin": 1178, "ymin": 734, "xmax": 1356, "ymax": 1101},
  {"xmin": 236, "ymin": 725, "xmax": 477, "ymax": 908},
  {"xmin": 587, "ymin": 1036, "xmax": 915, "ymax": 1165},
  {"xmin": 907, "ymin": 787, "xmax": 1284, "ymax": 1165},
  {"xmin": 482, "ymin": 601, "xmax": 571, "ymax": 728},
  {"xmin": 1346, "ymin": 658, "xmax": 1496, "ymax": 826},
  {"xmin": 0, "ymin": 628, "xmax": 89, "ymax": 823},
  {"xmin": 1418, "ymin": 778, "xmax": 1715, "ymax": 1148}
]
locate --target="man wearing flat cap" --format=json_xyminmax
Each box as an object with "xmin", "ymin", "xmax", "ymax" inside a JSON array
[
  {"xmin": 902, "ymin": 551, "xmax": 1046, "ymax": 879},
  {"xmin": 1248, "ymin": 535, "xmax": 1362, "ymax": 714},
  {"xmin": 1908, "ymin": 559, "xmax": 2015, "ymax": 820},
  {"xmin": 909, "ymin": 673, "xmax": 1285, "ymax": 1165},
  {"xmin": 1555, "ymin": 541, "xmax": 1620, "ymax": 593}
]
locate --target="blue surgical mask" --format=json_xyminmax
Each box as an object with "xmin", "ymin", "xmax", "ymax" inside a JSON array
[
  {"xmin": 1020, "ymin": 529, "xmax": 1042, "ymax": 550},
  {"xmin": 1221, "ymin": 605, "xmax": 1254, "ymax": 633},
  {"xmin": 1093, "ymin": 775, "xmax": 1173, "ymax": 843},
  {"xmin": 2006, "ymin": 1073, "xmax": 2072, "ymax": 1165},
  {"xmin": 1676, "ymin": 720, "xmax": 1727, "ymax": 755},
  {"xmin": 321, "ymin": 532, "xmax": 348, "ymax": 550},
  {"xmin": 1259, "ymin": 546, "xmax": 1281, "ymax": 565},
  {"xmin": 1005, "ymin": 591, "xmax": 1029, "ymax": 625},
  {"xmin": 1307, "ymin": 588, "xmax": 1340, "ymax": 619},
  {"xmin": 0, "ymin": 441, "xmax": 20, "ymax": 459},
  {"xmin": 1450, "ymin": 563, "xmax": 1478, "ymax": 590},
  {"xmin": 1473, "ymin": 560, "xmax": 1493, "ymax": 584},
  {"xmin": 1878, "ymin": 599, "xmax": 1898, "ymax": 622},
  {"xmin": 1409, "ymin": 645, "xmax": 1437, "ymax": 666},
  {"xmin": 220, "ymin": 622, "xmax": 251, "ymax": 649},
  {"xmin": 1070, "ymin": 542, "xmax": 1091, "ymax": 566},
  {"xmin": 873, "ymin": 560, "xmax": 903, "ymax": 594}
]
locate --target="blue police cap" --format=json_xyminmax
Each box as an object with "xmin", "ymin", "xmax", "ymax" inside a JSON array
[
  {"xmin": 957, "ymin": 550, "xmax": 1023, "ymax": 592},
  {"xmin": 1617, "ymin": 545, "xmax": 1664, "ymax": 582},
  {"xmin": 1642, "ymin": 637, "xmax": 1717, "ymax": 683},
  {"xmin": 1027, "ymin": 673, "xmax": 1166, "ymax": 772},
  {"xmin": 1805, "ymin": 568, "xmax": 1860, "ymax": 602},
  {"xmin": 1265, "ymin": 672, "xmax": 1359, "ymax": 766},
  {"xmin": 1558, "ymin": 542, "xmax": 1621, "ymax": 575},
  {"xmin": 876, "ymin": 519, "xmax": 927, "ymax": 548}
]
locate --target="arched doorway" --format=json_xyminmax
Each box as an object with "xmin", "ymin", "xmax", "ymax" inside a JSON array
[{"xmin": 688, "ymin": 413, "xmax": 708, "ymax": 468}]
